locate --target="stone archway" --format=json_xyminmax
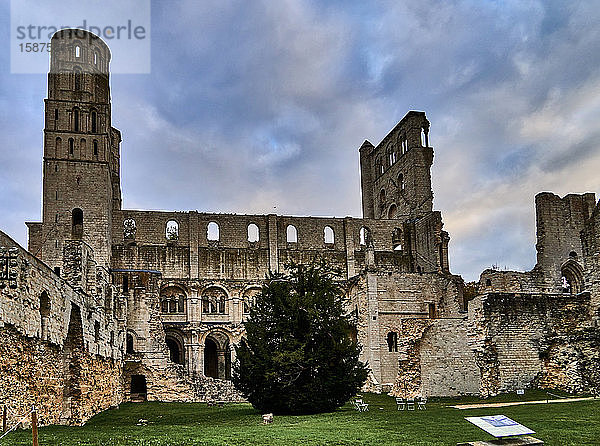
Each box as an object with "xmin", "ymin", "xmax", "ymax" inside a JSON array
[
  {"xmin": 561, "ymin": 260, "xmax": 584, "ymax": 294},
  {"xmin": 204, "ymin": 332, "xmax": 231, "ymax": 380},
  {"xmin": 165, "ymin": 333, "xmax": 185, "ymax": 365}
]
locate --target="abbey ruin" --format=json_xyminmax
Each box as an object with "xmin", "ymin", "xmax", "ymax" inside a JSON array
[{"xmin": 1, "ymin": 29, "xmax": 599, "ymax": 426}]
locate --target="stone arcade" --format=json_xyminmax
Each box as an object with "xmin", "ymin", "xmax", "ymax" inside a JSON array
[{"xmin": 1, "ymin": 29, "xmax": 599, "ymax": 426}]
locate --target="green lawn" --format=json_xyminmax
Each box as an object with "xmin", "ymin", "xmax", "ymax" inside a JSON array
[{"xmin": 3, "ymin": 392, "xmax": 599, "ymax": 445}]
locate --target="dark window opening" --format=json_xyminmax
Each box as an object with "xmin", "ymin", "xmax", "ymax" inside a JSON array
[
  {"xmin": 94, "ymin": 321, "xmax": 100, "ymax": 342},
  {"xmin": 91, "ymin": 111, "xmax": 97, "ymax": 133},
  {"xmin": 93, "ymin": 140, "xmax": 98, "ymax": 157},
  {"xmin": 54, "ymin": 267, "xmax": 60, "ymax": 276},
  {"xmin": 54, "ymin": 109, "xmax": 58, "ymax": 120},
  {"xmin": 485, "ymin": 278, "xmax": 491, "ymax": 286},
  {"xmin": 40, "ymin": 291, "xmax": 51, "ymax": 340},
  {"xmin": 387, "ymin": 332, "xmax": 398, "ymax": 352},
  {"xmin": 71, "ymin": 208, "xmax": 83, "ymax": 239},
  {"xmin": 74, "ymin": 108, "xmax": 79, "ymax": 131},
  {"xmin": 428, "ymin": 303, "xmax": 436, "ymax": 319},
  {"xmin": 69, "ymin": 138, "xmax": 74, "ymax": 155},
  {"xmin": 123, "ymin": 276, "xmax": 129, "ymax": 293}
]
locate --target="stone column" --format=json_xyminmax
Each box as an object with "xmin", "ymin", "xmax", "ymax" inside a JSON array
[
  {"xmin": 189, "ymin": 211, "xmax": 199, "ymax": 279},
  {"xmin": 366, "ymin": 272, "xmax": 381, "ymax": 385},
  {"xmin": 344, "ymin": 217, "xmax": 356, "ymax": 279},
  {"xmin": 267, "ymin": 214, "xmax": 278, "ymax": 273},
  {"xmin": 217, "ymin": 349, "xmax": 226, "ymax": 380},
  {"xmin": 198, "ymin": 344, "xmax": 205, "ymax": 377}
]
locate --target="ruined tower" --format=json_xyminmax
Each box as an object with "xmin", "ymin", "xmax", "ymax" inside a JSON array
[
  {"xmin": 359, "ymin": 111, "xmax": 433, "ymax": 220},
  {"xmin": 27, "ymin": 29, "xmax": 122, "ymax": 270}
]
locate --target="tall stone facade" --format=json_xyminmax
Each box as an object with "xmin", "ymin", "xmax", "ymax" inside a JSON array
[{"xmin": 1, "ymin": 29, "xmax": 599, "ymax": 426}]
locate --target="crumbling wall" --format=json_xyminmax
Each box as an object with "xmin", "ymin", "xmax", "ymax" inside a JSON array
[
  {"xmin": 468, "ymin": 292, "xmax": 600, "ymax": 396},
  {"xmin": 0, "ymin": 231, "xmax": 123, "ymax": 426}
]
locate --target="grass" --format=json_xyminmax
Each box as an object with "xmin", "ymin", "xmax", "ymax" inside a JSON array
[{"xmin": 2, "ymin": 392, "xmax": 599, "ymax": 445}]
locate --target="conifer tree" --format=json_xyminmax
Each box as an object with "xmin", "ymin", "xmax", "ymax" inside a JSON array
[{"xmin": 233, "ymin": 261, "xmax": 368, "ymax": 414}]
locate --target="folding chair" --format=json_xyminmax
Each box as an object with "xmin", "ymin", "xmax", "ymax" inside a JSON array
[{"xmin": 395, "ymin": 397, "xmax": 405, "ymax": 410}]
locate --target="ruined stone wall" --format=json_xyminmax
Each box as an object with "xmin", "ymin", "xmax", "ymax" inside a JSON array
[
  {"xmin": 478, "ymin": 268, "xmax": 546, "ymax": 294},
  {"xmin": 534, "ymin": 192, "xmax": 596, "ymax": 290},
  {"xmin": 468, "ymin": 292, "xmax": 599, "ymax": 396},
  {"xmin": 0, "ymin": 230, "xmax": 123, "ymax": 426},
  {"xmin": 111, "ymin": 210, "xmax": 443, "ymax": 282},
  {"xmin": 348, "ymin": 269, "xmax": 464, "ymax": 392}
]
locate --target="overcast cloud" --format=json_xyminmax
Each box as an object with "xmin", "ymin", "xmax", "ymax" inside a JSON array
[{"xmin": 1, "ymin": 0, "xmax": 600, "ymax": 281}]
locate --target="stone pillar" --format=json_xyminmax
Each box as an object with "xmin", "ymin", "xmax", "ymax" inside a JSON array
[
  {"xmin": 344, "ymin": 217, "xmax": 356, "ymax": 279},
  {"xmin": 267, "ymin": 214, "xmax": 279, "ymax": 273},
  {"xmin": 366, "ymin": 272, "xmax": 381, "ymax": 384},
  {"xmin": 198, "ymin": 344, "xmax": 205, "ymax": 377},
  {"xmin": 188, "ymin": 290, "xmax": 200, "ymax": 323},
  {"xmin": 189, "ymin": 211, "xmax": 199, "ymax": 279},
  {"xmin": 217, "ymin": 349, "xmax": 226, "ymax": 380}
]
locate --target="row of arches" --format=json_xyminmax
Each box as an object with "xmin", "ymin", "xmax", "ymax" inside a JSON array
[
  {"xmin": 379, "ymin": 173, "xmax": 405, "ymax": 216},
  {"xmin": 62, "ymin": 107, "xmax": 99, "ymax": 133},
  {"xmin": 71, "ymin": 41, "xmax": 108, "ymax": 71},
  {"xmin": 123, "ymin": 219, "xmax": 338, "ymax": 245},
  {"xmin": 161, "ymin": 330, "xmax": 233, "ymax": 380},
  {"xmin": 123, "ymin": 218, "xmax": 402, "ymax": 251},
  {"xmin": 56, "ymin": 137, "xmax": 99, "ymax": 158},
  {"xmin": 159, "ymin": 286, "xmax": 261, "ymax": 316}
]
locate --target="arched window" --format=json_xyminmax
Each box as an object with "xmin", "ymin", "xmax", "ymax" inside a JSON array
[
  {"xmin": 73, "ymin": 108, "xmax": 80, "ymax": 131},
  {"xmin": 207, "ymin": 222, "xmax": 220, "ymax": 241},
  {"xmin": 93, "ymin": 51, "xmax": 98, "ymax": 65},
  {"xmin": 75, "ymin": 45, "xmax": 81, "ymax": 58},
  {"xmin": 55, "ymin": 137, "xmax": 62, "ymax": 156},
  {"xmin": 54, "ymin": 108, "xmax": 58, "ymax": 121},
  {"xmin": 243, "ymin": 288, "xmax": 261, "ymax": 314},
  {"xmin": 40, "ymin": 291, "xmax": 51, "ymax": 341},
  {"xmin": 388, "ymin": 204, "xmax": 397, "ymax": 219},
  {"xmin": 387, "ymin": 332, "xmax": 398, "ymax": 352},
  {"xmin": 72, "ymin": 208, "xmax": 83, "ymax": 239},
  {"xmin": 359, "ymin": 226, "xmax": 370, "ymax": 246},
  {"xmin": 80, "ymin": 138, "xmax": 86, "ymax": 156},
  {"xmin": 93, "ymin": 140, "xmax": 98, "ymax": 157},
  {"xmin": 324, "ymin": 226, "xmax": 334, "ymax": 244},
  {"xmin": 286, "ymin": 225, "xmax": 297, "ymax": 243},
  {"xmin": 160, "ymin": 287, "xmax": 186, "ymax": 314},
  {"xmin": 74, "ymin": 67, "xmax": 82, "ymax": 91},
  {"xmin": 123, "ymin": 218, "xmax": 136, "ymax": 239},
  {"xmin": 398, "ymin": 173, "xmax": 405, "ymax": 191},
  {"xmin": 202, "ymin": 287, "xmax": 227, "ymax": 314},
  {"xmin": 166, "ymin": 220, "xmax": 179, "ymax": 240},
  {"xmin": 69, "ymin": 138, "xmax": 74, "ymax": 155},
  {"xmin": 247, "ymin": 223, "xmax": 260, "ymax": 243},
  {"xmin": 126, "ymin": 333, "xmax": 135, "ymax": 354},
  {"xmin": 91, "ymin": 111, "xmax": 97, "ymax": 133}
]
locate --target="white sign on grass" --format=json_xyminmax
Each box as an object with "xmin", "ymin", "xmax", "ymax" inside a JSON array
[{"xmin": 465, "ymin": 415, "xmax": 535, "ymax": 438}]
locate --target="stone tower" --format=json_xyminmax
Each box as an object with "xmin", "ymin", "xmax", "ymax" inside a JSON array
[
  {"xmin": 359, "ymin": 111, "xmax": 433, "ymax": 220},
  {"xmin": 27, "ymin": 29, "xmax": 121, "ymax": 270}
]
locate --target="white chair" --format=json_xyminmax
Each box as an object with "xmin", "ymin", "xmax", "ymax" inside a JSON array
[
  {"xmin": 406, "ymin": 398, "xmax": 415, "ymax": 410},
  {"xmin": 417, "ymin": 397, "xmax": 427, "ymax": 410},
  {"xmin": 354, "ymin": 399, "xmax": 369, "ymax": 412},
  {"xmin": 395, "ymin": 397, "xmax": 405, "ymax": 410}
]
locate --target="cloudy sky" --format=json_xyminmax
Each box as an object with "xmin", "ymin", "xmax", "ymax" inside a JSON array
[{"xmin": 1, "ymin": 0, "xmax": 600, "ymax": 281}]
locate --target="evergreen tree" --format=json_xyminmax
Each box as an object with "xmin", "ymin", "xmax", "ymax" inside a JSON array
[{"xmin": 233, "ymin": 261, "xmax": 368, "ymax": 414}]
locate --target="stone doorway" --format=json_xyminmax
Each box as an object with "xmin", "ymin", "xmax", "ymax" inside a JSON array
[
  {"xmin": 130, "ymin": 375, "xmax": 147, "ymax": 402},
  {"xmin": 204, "ymin": 338, "xmax": 218, "ymax": 378}
]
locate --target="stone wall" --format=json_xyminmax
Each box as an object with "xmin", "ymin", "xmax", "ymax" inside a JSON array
[
  {"xmin": 468, "ymin": 292, "xmax": 600, "ymax": 396},
  {"xmin": 0, "ymin": 230, "xmax": 123, "ymax": 426}
]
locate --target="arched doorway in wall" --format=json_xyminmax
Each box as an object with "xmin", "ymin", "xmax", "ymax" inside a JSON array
[
  {"xmin": 130, "ymin": 375, "xmax": 147, "ymax": 402},
  {"xmin": 204, "ymin": 337, "xmax": 218, "ymax": 378},
  {"xmin": 204, "ymin": 332, "xmax": 232, "ymax": 380},
  {"xmin": 165, "ymin": 333, "xmax": 184, "ymax": 365},
  {"xmin": 561, "ymin": 260, "xmax": 584, "ymax": 294}
]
